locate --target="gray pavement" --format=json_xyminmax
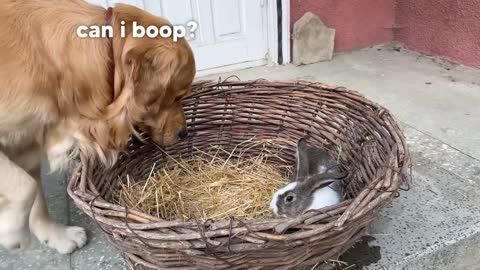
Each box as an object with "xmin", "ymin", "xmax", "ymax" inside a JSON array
[{"xmin": 2, "ymin": 43, "xmax": 479, "ymax": 269}]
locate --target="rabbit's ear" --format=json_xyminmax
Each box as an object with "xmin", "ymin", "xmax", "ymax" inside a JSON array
[
  {"xmin": 294, "ymin": 136, "xmax": 310, "ymax": 182},
  {"xmin": 299, "ymin": 171, "xmax": 348, "ymax": 194}
]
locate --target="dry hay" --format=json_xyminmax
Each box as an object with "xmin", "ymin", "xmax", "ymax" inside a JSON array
[{"xmin": 114, "ymin": 139, "xmax": 293, "ymax": 221}]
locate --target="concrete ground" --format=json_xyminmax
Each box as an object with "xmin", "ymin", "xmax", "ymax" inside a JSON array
[{"xmin": 1, "ymin": 43, "xmax": 479, "ymax": 269}]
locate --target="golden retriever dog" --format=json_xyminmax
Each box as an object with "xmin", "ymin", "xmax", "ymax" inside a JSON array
[{"xmin": 0, "ymin": 0, "xmax": 195, "ymax": 253}]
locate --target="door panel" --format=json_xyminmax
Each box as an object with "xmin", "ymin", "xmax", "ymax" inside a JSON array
[{"xmin": 212, "ymin": 0, "xmax": 243, "ymax": 37}]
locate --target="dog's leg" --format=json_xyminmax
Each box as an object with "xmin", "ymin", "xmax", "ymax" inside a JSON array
[
  {"xmin": 29, "ymin": 166, "xmax": 87, "ymax": 254},
  {"xmin": 0, "ymin": 151, "xmax": 37, "ymax": 251}
]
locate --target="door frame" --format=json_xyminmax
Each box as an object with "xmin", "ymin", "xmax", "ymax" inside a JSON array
[
  {"xmin": 267, "ymin": 0, "xmax": 290, "ymax": 65},
  {"xmin": 196, "ymin": 0, "xmax": 290, "ymax": 77}
]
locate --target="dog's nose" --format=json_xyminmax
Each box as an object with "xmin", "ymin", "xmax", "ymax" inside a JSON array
[{"xmin": 178, "ymin": 128, "xmax": 188, "ymax": 140}]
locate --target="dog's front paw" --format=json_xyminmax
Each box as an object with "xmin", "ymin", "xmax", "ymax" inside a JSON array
[
  {"xmin": 35, "ymin": 224, "xmax": 87, "ymax": 254},
  {"xmin": 0, "ymin": 227, "xmax": 31, "ymax": 252},
  {"xmin": 0, "ymin": 215, "xmax": 32, "ymax": 252}
]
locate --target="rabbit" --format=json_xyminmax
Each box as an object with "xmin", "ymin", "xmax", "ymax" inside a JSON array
[{"xmin": 270, "ymin": 135, "xmax": 347, "ymax": 218}]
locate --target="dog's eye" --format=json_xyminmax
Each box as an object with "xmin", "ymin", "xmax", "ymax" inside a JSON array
[{"xmin": 174, "ymin": 96, "xmax": 182, "ymax": 102}]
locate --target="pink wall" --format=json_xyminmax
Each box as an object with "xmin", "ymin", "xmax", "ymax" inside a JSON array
[
  {"xmin": 290, "ymin": 0, "xmax": 395, "ymax": 52},
  {"xmin": 395, "ymin": 0, "xmax": 480, "ymax": 68}
]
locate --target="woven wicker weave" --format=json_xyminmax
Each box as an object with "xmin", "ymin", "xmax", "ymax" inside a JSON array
[{"xmin": 68, "ymin": 80, "xmax": 411, "ymax": 270}]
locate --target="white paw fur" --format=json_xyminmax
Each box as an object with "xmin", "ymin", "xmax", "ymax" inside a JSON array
[
  {"xmin": 0, "ymin": 208, "xmax": 32, "ymax": 252},
  {"xmin": 33, "ymin": 223, "xmax": 87, "ymax": 254}
]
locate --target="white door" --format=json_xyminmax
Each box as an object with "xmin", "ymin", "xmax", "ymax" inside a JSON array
[{"xmin": 86, "ymin": 0, "xmax": 269, "ymax": 73}]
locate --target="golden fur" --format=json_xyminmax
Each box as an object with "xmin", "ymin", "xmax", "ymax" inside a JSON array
[{"xmin": 0, "ymin": 0, "xmax": 195, "ymax": 253}]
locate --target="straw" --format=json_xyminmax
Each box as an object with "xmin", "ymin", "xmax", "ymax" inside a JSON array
[{"xmin": 115, "ymin": 139, "xmax": 292, "ymax": 221}]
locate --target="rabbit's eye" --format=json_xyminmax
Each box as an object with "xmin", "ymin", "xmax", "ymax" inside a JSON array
[{"xmin": 285, "ymin": 195, "xmax": 295, "ymax": 203}]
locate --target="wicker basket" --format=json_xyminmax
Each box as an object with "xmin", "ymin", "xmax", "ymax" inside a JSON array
[{"xmin": 68, "ymin": 80, "xmax": 411, "ymax": 270}]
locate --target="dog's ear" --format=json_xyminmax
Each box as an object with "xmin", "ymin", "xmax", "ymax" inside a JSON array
[
  {"xmin": 104, "ymin": 36, "xmax": 162, "ymax": 118},
  {"xmin": 127, "ymin": 36, "xmax": 181, "ymax": 104},
  {"xmin": 102, "ymin": 36, "xmax": 143, "ymax": 119},
  {"xmin": 120, "ymin": 36, "xmax": 153, "ymax": 92},
  {"xmin": 121, "ymin": 36, "xmax": 152, "ymax": 81}
]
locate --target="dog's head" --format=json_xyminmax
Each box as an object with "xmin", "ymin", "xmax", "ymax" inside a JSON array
[
  {"xmin": 108, "ymin": 4, "xmax": 196, "ymax": 146},
  {"xmin": 121, "ymin": 36, "xmax": 195, "ymax": 146}
]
